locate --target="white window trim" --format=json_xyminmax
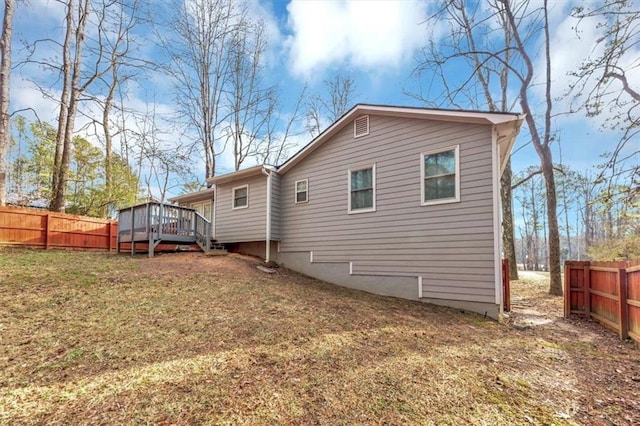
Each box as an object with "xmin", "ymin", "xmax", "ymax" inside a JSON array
[
  {"xmin": 294, "ymin": 179, "xmax": 309, "ymax": 204},
  {"xmin": 232, "ymin": 184, "xmax": 249, "ymax": 210},
  {"xmin": 354, "ymin": 115, "xmax": 370, "ymax": 138},
  {"xmin": 348, "ymin": 163, "xmax": 376, "ymax": 214},
  {"xmin": 420, "ymin": 145, "xmax": 460, "ymax": 206}
]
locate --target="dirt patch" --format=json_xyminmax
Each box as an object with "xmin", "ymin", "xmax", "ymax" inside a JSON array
[
  {"xmin": 1, "ymin": 250, "xmax": 638, "ymax": 425},
  {"xmin": 506, "ymin": 270, "xmax": 640, "ymax": 425}
]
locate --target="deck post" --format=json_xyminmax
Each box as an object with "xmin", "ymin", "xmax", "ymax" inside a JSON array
[
  {"xmin": 148, "ymin": 204, "xmax": 154, "ymax": 258},
  {"xmin": 130, "ymin": 206, "xmax": 135, "ymax": 256}
]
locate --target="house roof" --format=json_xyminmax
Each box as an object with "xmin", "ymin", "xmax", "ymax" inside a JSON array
[
  {"xmin": 192, "ymin": 104, "xmax": 524, "ymax": 189},
  {"xmin": 205, "ymin": 165, "xmax": 275, "ymax": 186},
  {"xmin": 168, "ymin": 187, "xmax": 215, "ymax": 204},
  {"xmin": 277, "ymin": 103, "xmax": 525, "ymax": 174}
]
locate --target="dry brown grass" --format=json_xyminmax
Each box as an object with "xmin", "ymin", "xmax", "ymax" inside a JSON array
[{"xmin": 1, "ymin": 250, "xmax": 638, "ymax": 425}]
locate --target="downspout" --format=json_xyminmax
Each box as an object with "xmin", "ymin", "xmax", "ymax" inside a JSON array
[
  {"xmin": 492, "ymin": 126, "xmax": 503, "ymax": 314},
  {"xmin": 212, "ymin": 184, "xmax": 217, "ymax": 240},
  {"xmin": 262, "ymin": 167, "xmax": 272, "ymax": 263}
]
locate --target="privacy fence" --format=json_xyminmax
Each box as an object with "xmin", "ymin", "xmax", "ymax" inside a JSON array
[
  {"xmin": 564, "ymin": 259, "xmax": 640, "ymax": 343},
  {"xmin": 0, "ymin": 206, "xmax": 117, "ymax": 251}
]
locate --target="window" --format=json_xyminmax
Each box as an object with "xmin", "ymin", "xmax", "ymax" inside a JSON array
[
  {"xmin": 203, "ymin": 202, "xmax": 212, "ymax": 221},
  {"xmin": 232, "ymin": 185, "xmax": 248, "ymax": 209},
  {"xmin": 348, "ymin": 164, "xmax": 376, "ymax": 213},
  {"xmin": 421, "ymin": 146, "xmax": 460, "ymax": 205},
  {"xmin": 295, "ymin": 179, "xmax": 308, "ymax": 204}
]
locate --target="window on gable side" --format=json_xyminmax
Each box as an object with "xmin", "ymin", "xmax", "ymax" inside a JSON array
[{"xmin": 421, "ymin": 146, "xmax": 460, "ymax": 205}]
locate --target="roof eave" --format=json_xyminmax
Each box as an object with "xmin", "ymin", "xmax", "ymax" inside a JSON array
[
  {"xmin": 205, "ymin": 165, "xmax": 275, "ymax": 186},
  {"xmin": 168, "ymin": 187, "xmax": 215, "ymax": 204}
]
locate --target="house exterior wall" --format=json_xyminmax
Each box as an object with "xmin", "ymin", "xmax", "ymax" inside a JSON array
[
  {"xmin": 278, "ymin": 114, "xmax": 499, "ymax": 317},
  {"xmin": 215, "ymin": 173, "xmax": 268, "ymax": 243}
]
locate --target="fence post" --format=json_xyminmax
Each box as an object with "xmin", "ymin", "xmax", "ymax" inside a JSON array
[
  {"xmin": 619, "ymin": 268, "xmax": 629, "ymax": 340},
  {"xmin": 584, "ymin": 265, "xmax": 591, "ymax": 316},
  {"xmin": 502, "ymin": 259, "xmax": 510, "ymax": 312},
  {"xmin": 45, "ymin": 213, "xmax": 51, "ymax": 250}
]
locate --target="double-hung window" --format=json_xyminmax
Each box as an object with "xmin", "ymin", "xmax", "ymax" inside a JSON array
[
  {"xmin": 295, "ymin": 179, "xmax": 308, "ymax": 204},
  {"xmin": 421, "ymin": 146, "xmax": 460, "ymax": 205},
  {"xmin": 348, "ymin": 164, "xmax": 376, "ymax": 213},
  {"xmin": 232, "ymin": 185, "xmax": 248, "ymax": 209}
]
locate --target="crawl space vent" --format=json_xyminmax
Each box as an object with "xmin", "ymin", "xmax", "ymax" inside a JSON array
[{"xmin": 354, "ymin": 115, "xmax": 369, "ymax": 138}]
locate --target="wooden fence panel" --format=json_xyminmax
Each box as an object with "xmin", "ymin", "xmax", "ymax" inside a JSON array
[
  {"xmin": 565, "ymin": 263, "xmax": 586, "ymax": 316},
  {"xmin": 0, "ymin": 207, "xmax": 117, "ymax": 251},
  {"xmin": 565, "ymin": 259, "xmax": 640, "ymax": 343},
  {"xmin": 628, "ymin": 266, "xmax": 640, "ymax": 342},
  {"xmin": 589, "ymin": 267, "xmax": 620, "ymax": 330}
]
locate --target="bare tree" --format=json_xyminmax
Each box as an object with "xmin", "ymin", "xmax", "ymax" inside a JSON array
[
  {"xmin": 128, "ymin": 103, "xmax": 192, "ymax": 202},
  {"xmin": 47, "ymin": 0, "xmax": 119, "ymax": 212},
  {"xmin": 159, "ymin": 0, "xmax": 238, "ymax": 181},
  {"xmin": 255, "ymin": 85, "xmax": 308, "ymax": 167},
  {"xmin": 225, "ymin": 17, "xmax": 276, "ymax": 171},
  {"xmin": 100, "ymin": 1, "xmax": 133, "ymax": 212},
  {"xmin": 306, "ymin": 73, "xmax": 357, "ymax": 137},
  {"xmin": 411, "ymin": 0, "xmax": 563, "ymax": 294},
  {"xmin": 570, "ymin": 0, "xmax": 639, "ymax": 205},
  {"xmin": 0, "ymin": 0, "xmax": 15, "ymax": 206}
]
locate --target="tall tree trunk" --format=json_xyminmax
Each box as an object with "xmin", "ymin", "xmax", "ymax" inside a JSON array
[
  {"xmin": 102, "ymin": 66, "xmax": 117, "ymax": 217},
  {"xmin": 501, "ymin": 160, "xmax": 519, "ymax": 279},
  {"xmin": 0, "ymin": 0, "xmax": 14, "ymax": 206},
  {"xmin": 51, "ymin": 0, "xmax": 74, "ymax": 209},
  {"xmin": 503, "ymin": 0, "xmax": 562, "ymax": 294},
  {"xmin": 540, "ymin": 145, "xmax": 562, "ymax": 293},
  {"xmin": 52, "ymin": 0, "xmax": 90, "ymax": 212}
]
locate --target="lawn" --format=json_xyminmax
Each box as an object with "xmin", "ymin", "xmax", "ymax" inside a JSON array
[{"xmin": 0, "ymin": 250, "xmax": 638, "ymax": 425}]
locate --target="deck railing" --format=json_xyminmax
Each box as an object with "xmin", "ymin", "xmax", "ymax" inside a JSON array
[{"xmin": 117, "ymin": 202, "xmax": 211, "ymax": 254}]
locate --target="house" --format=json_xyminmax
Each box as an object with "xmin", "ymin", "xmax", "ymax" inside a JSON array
[{"xmin": 171, "ymin": 104, "xmax": 525, "ymax": 318}]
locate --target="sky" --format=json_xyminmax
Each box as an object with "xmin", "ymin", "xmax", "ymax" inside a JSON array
[{"xmin": 7, "ymin": 0, "xmax": 636, "ymax": 203}]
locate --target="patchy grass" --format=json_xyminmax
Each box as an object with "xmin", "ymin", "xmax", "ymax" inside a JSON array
[{"xmin": 0, "ymin": 249, "xmax": 638, "ymax": 425}]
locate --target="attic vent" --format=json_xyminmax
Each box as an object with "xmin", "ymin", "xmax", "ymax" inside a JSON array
[{"xmin": 354, "ymin": 115, "xmax": 369, "ymax": 138}]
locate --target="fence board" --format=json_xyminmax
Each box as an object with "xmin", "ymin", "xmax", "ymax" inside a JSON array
[
  {"xmin": 0, "ymin": 207, "xmax": 117, "ymax": 251},
  {"xmin": 565, "ymin": 259, "xmax": 640, "ymax": 344}
]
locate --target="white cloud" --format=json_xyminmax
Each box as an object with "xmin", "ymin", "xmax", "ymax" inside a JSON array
[{"xmin": 285, "ymin": 0, "xmax": 428, "ymax": 77}]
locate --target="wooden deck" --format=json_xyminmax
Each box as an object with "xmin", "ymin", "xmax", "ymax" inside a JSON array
[{"xmin": 117, "ymin": 202, "xmax": 211, "ymax": 257}]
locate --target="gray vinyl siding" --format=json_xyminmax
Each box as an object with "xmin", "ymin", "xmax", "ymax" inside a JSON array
[
  {"xmin": 280, "ymin": 114, "xmax": 497, "ymax": 304},
  {"xmin": 270, "ymin": 172, "xmax": 281, "ymax": 240},
  {"xmin": 215, "ymin": 174, "xmax": 267, "ymax": 243}
]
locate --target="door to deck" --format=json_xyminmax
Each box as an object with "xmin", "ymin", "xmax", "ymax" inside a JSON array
[{"xmin": 191, "ymin": 201, "xmax": 214, "ymax": 238}]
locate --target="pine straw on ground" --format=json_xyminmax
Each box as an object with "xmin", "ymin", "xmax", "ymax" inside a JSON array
[{"xmin": 0, "ymin": 250, "xmax": 638, "ymax": 425}]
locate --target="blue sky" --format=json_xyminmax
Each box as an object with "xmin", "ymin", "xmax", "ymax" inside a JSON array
[{"xmin": 8, "ymin": 0, "xmax": 633, "ymax": 199}]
